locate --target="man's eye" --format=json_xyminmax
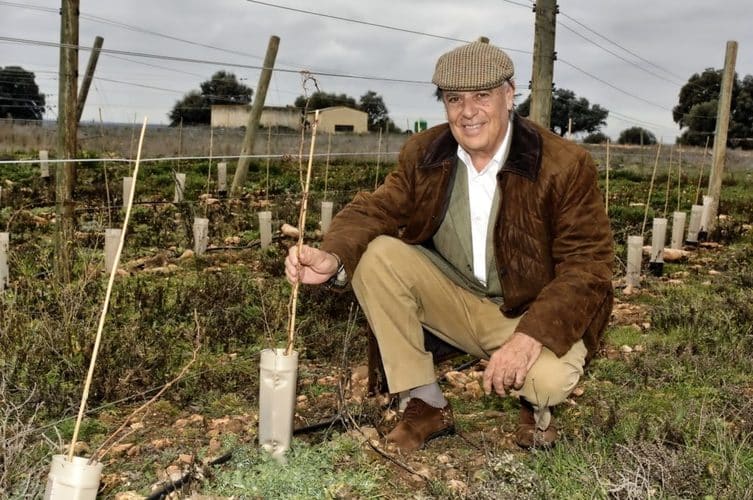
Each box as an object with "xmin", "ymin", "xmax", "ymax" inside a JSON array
[
  {"xmin": 447, "ymin": 96, "xmax": 460, "ymax": 103},
  {"xmin": 476, "ymin": 92, "xmax": 491, "ymax": 100}
]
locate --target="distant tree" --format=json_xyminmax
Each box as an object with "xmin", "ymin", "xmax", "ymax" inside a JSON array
[
  {"xmin": 359, "ymin": 90, "xmax": 399, "ymax": 132},
  {"xmin": 673, "ymin": 68, "xmax": 753, "ymax": 149},
  {"xmin": 680, "ymin": 100, "xmax": 717, "ymax": 147},
  {"xmin": 618, "ymin": 126, "xmax": 657, "ymax": 145},
  {"xmin": 673, "ymin": 68, "xmax": 728, "ymax": 128},
  {"xmin": 200, "ymin": 70, "xmax": 252, "ymax": 105},
  {"xmin": 294, "ymin": 91, "xmax": 357, "ymax": 111},
  {"xmin": 730, "ymin": 75, "xmax": 753, "ymax": 148},
  {"xmin": 169, "ymin": 91, "xmax": 208, "ymax": 126},
  {"xmin": 169, "ymin": 71, "xmax": 252, "ymax": 126},
  {"xmin": 583, "ymin": 132, "xmax": 610, "ymax": 144},
  {"xmin": 0, "ymin": 66, "xmax": 45, "ymax": 120},
  {"xmin": 517, "ymin": 88, "xmax": 608, "ymax": 136}
]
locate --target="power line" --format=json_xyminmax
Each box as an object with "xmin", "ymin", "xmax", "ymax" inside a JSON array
[
  {"xmin": 557, "ymin": 19, "xmax": 684, "ymax": 88},
  {"xmin": 500, "ymin": 0, "xmax": 533, "ymax": 8},
  {"xmin": 239, "ymin": 0, "xmax": 687, "ymax": 123},
  {"xmin": 105, "ymin": 54, "xmax": 209, "ymax": 80},
  {"xmin": 94, "ymin": 77, "xmax": 185, "ymax": 95},
  {"xmin": 608, "ymin": 110, "xmax": 678, "ymax": 133},
  {"xmin": 245, "ymin": 0, "xmax": 532, "ymax": 54},
  {"xmin": 1, "ymin": 2, "xmax": 708, "ymax": 129},
  {"xmin": 558, "ymin": 10, "xmax": 686, "ymax": 82},
  {"xmin": 0, "ymin": 0, "xmax": 267, "ymax": 62},
  {"xmin": 0, "ymin": 0, "xmax": 401, "ymax": 78},
  {"xmin": 556, "ymin": 58, "xmax": 673, "ymax": 112},
  {"xmin": 0, "ymin": 36, "xmax": 433, "ymax": 86}
]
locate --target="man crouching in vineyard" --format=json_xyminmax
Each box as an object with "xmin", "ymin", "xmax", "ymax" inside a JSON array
[{"xmin": 285, "ymin": 37, "xmax": 613, "ymax": 451}]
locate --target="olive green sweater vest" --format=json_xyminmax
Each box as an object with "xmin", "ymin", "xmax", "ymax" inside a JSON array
[{"xmin": 416, "ymin": 159, "xmax": 503, "ymax": 302}]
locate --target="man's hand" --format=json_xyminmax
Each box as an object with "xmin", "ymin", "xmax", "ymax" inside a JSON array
[
  {"xmin": 285, "ymin": 244, "xmax": 340, "ymax": 285},
  {"xmin": 482, "ymin": 332, "xmax": 543, "ymax": 397}
]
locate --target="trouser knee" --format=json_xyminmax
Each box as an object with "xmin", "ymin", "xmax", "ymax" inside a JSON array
[
  {"xmin": 521, "ymin": 354, "xmax": 583, "ymax": 408},
  {"xmin": 352, "ymin": 236, "xmax": 405, "ymax": 292}
]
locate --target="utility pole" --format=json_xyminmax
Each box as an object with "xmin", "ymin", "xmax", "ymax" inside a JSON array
[
  {"xmin": 231, "ymin": 35, "xmax": 280, "ymax": 197},
  {"xmin": 706, "ymin": 40, "xmax": 737, "ymax": 231},
  {"xmin": 56, "ymin": 0, "xmax": 79, "ymax": 282},
  {"xmin": 529, "ymin": 0, "xmax": 557, "ymax": 129},
  {"xmin": 76, "ymin": 35, "xmax": 103, "ymax": 123}
]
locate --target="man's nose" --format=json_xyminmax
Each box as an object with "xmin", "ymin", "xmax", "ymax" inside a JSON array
[{"xmin": 460, "ymin": 98, "xmax": 478, "ymax": 117}]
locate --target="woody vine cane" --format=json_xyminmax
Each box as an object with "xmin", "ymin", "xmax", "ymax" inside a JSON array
[
  {"xmin": 257, "ymin": 109, "xmax": 319, "ymax": 461},
  {"xmin": 286, "ymin": 109, "xmax": 320, "ymax": 355}
]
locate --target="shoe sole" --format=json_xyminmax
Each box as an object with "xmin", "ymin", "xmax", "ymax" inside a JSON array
[{"xmin": 421, "ymin": 425, "xmax": 456, "ymax": 449}]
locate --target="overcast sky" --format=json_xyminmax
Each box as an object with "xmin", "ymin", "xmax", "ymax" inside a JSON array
[{"xmin": 2, "ymin": 0, "xmax": 752, "ymax": 141}]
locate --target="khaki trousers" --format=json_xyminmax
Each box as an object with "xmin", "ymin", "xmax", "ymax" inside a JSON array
[{"xmin": 352, "ymin": 236, "xmax": 587, "ymax": 411}]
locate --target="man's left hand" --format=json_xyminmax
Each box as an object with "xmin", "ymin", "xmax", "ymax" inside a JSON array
[{"xmin": 482, "ymin": 332, "xmax": 543, "ymax": 397}]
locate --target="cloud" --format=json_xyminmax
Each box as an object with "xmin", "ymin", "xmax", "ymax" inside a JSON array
[{"xmin": 1, "ymin": 0, "xmax": 751, "ymax": 139}]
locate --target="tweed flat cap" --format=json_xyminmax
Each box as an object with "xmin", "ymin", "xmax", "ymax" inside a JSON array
[{"xmin": 432, "ymin": 37, "xmax": 514, "ymax": 91}]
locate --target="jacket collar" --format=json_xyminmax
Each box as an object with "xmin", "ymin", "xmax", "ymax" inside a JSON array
[{"xmin": 419, "ymin": 114, "xmax": 543, "ymax": 182}]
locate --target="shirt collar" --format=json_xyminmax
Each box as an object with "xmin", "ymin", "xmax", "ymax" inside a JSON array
[{"xmin": 456, "ymin": 117, "xmax": 513, "ymax": 175}]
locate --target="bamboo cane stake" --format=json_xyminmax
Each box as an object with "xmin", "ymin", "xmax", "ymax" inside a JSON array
[
  {"xmin": 663, "ymin": 146, "xmax": 674, "ymax": 217},
  {"xmin": 605, "ymin": 139, "xmax": 610, "ymax": 216},
  {"xmin": 67, "ymin": 117, "xmax": 148, "ymax": 462},
  {"xmin": 695, "ymin": 136, "xmax": 711, "ymax": 205},
  {"xmin": 286, "ymin": 109, "xmax": 319, "ymax": 356},
  {"xmin": 641, "ymin": 141, "xmax": 662, "ymax": 238}
]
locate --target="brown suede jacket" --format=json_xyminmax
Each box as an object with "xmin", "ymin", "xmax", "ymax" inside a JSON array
[{"xmin": 321, "ymin": 115, "xmax": 614, "ymax": 360}]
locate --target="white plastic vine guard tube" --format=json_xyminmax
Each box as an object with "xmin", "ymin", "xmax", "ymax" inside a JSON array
[
  {"xmin": 258, "ymin": 211, "xmax": 272, "ymax": 249},
  {"xmin": 104, "ymin": 228, "xmax": 121, "ymax": 274},
  {"xmin": 650, "ymin": 217, "xmax": 667, "ymax": 264},
  {"xmin": 626, "ymin": 235, "xmax": 643, "ymax": 288},
  {"xmin": 686, "ymin": 204, "xmax": 703, "ymax": 243},
  {"xmin": 671, "ymin": 211, "xmax": 686, "ymax": 250},
  {"xmin": 320, "ymin": 201, "xmax": 334, "ymax": 234},
  {"xmin": 44, "ymin": 455, "xmax": 103, "ymax": 500},
  {"xmin": 258, "ymin": 348, "xmax": 299, "ymax": 461},
  {"xmin": 122, "ymin": 176, "xmax": 133, "ymax": 204},
  {"xmin": 193, "ymin": 217, "xmax": 209, "ymax": 256},
  {"xmin": 699, "ymin": 195, "xmax": 714, "ymax": 235}
]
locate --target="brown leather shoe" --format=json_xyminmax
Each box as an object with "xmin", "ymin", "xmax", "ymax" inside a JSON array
[
  {"xmin": 385, "ymin": 398, "xmax": 454, "ymax": 452},
  {"xmin": 514, "ymin": 399, "xmax": 557, "ymax": 449}
]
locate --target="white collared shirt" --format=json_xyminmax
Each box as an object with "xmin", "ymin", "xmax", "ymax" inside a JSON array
[{"xmin": 456, "ymin": 124, "xmax": 512, "ymax": 284}]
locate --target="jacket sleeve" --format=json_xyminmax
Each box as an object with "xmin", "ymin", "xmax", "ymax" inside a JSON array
[
  {"xmin": 319, "ymin": 145, "xmax": 417, "ymax": 278},
  {"xmin": 515, "ymin": 151, "xmax": 614, "ymax": 357}
]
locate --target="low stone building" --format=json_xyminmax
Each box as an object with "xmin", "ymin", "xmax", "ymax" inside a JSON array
[{"xmin": 306, "ymin": 106, "xmax": 368, "ymax": 134}]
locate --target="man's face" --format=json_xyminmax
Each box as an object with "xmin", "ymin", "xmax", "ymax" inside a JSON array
[{"xmin": 442, "ymin": 83, "xmax": 514, "ymax": 165}]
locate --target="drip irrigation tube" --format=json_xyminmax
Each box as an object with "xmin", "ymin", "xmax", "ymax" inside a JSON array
[{"xmin": 145, "ymin": 451, "xmax": 233, "ymax": 500}]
